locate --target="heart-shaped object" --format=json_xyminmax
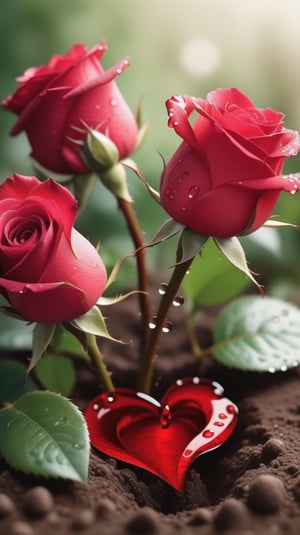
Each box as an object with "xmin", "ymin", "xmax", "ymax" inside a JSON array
[{"xmin": 85, "ymin": 377, "xmax": 238, "ymax": 491}]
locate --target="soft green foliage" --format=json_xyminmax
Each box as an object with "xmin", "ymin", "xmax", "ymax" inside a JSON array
[
  {"xmin": 0, "ymin": 391, "xmax": 89, "ymax": 481},
  {"xmin": 183, "ymin": 238, "xmax": 250, "ymax": 306},
  {"xmin": 0, "ymin": 309, "xmax": 34, "ymax": 350},
  {"xmin": 212, "ymin": 295, "xmax": 300, "ymax": 371},
  {"xmin": 0, "ymin": 360, "xmax": 38, "ymax": 402},
  {"xmin": 29, "ymin": 323, "xmax": 56, "ymax": 373},
  {"xmin": 34, "ymin": 354, "xmax": 76, "ymax": 396}
]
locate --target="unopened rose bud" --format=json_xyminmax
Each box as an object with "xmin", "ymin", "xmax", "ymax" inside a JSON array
[{"xmin": 82, "ymin": 130, "xmax": 119, "ymax": 173}]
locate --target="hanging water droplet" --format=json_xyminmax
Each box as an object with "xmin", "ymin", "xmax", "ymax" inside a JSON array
[
  {"xmin": 188, "ymin": 185, "xmax": 200, "ymax": 199},
  {"xmin": 162, "ymin": 321, "xmax": 173, "ymax": 333},
  {"xmin": 268, "ymin": 366, "xmax": 276, "ymax": 373},
  {"xmin": 160, "ymin": 404, "xmax": 172, "ymax": 428},
  {"xmin": 172, "ymin": 295, "xmax": 184, "ymax": 307},
  {"xmin": 158, "ymin": 283, "xmax": 168, "ymax": 295},
  {"xmin": 176, "ymin": 379, "xmax": 183, "ymax": 386},
  {"xmin": 148, "ymin": 316, "xmax": 158, "ymax": 329},
  {"xmin": 192, "ymin": 377, "xmax": 200, "ymax": 384}
]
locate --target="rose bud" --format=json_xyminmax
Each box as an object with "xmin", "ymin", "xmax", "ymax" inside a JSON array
[
  {"xmin": 2, "ymin": 41, "xmax": 138, "ymax": 175},
  {"xmin": 0, "ymin": 174, "xmax": 107, "ymax": 323},
  {"xmin": 160, "ymin": 89, "xmax": 300, "ymax": 238}
]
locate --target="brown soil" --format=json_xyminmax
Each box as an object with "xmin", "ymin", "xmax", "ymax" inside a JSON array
[{"xmin": 1, "ymin": 295, "xmax": 300, "ymax": 535}]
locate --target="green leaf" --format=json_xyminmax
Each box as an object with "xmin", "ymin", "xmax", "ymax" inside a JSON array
[
  {"xmin": 183, "ymin": 238, "xmax": 250, "ymax": 306},
  {"xmin": 212, "ymin": 295, "xmax": 300, "ymax": 372},
  {"xmin": 28, "ymin": 323, "xmax": 56, "ymax": 374},
  {"xmin": 50, "ymin": 324, "xmax": 87, "ymax": 359},
  {"xmin": 0, "ymin": 360, "xmax": 39, "ymax": 402},
  {"xmin": 123, "ymin": 160, "xmax": 161, "ymax": 205},
  {"xmin": 34, "ymin": 355, "xmax": 76, "ymax": 396},
  {"xmin": 177, "ymin": 229, "xmax": 208, "ymax": 264},
  {"xmin": 0, "ymin": 391, "xmax": 89, "ymax": 482},
  {"xmin": 214, "ymin": 236, "xmax": 263, "ymax": 293},
  {"xmin": 71, "ymin": 305, "xmax": 123, "ymax": 342},
  {"xmin": 148, "ymin": 218, "xmax": 184, "ymax": 247}
]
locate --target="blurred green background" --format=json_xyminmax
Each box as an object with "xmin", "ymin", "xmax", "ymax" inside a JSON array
[{"xmin": 1, "ymin": 0, "xmax": 300, "ymax": 293}]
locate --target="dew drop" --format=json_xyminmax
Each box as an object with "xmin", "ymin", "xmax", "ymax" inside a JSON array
[
  {"xmin": 176, "ymin": 379, "xmax": 183, "ymax": 386},
  {"xmin": 116, "ymin": 68, "xmax": 122, "ymax": 75},
  {"xmin": 280, "ymin": 364, "xmax": 288, "ymax": 372},
  {"xmin": 110, "ymin": 99, "xmax": 117, "ymax": 107},
  {"xmin": 226, "ymin": 404, "xmax": 237, "ymax": 414},
  {"xmin": 158, "ymin": 283, "xmax": 168, "ymax": 295},
  {"xmin": 192, "ymin": 377, "xmax": 200, "ymax": 384},
  {"xmin": 214, "ymin": 421, "xmax": 224, "ymax": 427},
  {"xmin": 160, "ymin": 404, "xmax": 172, "ymax": 428},
  {"xmin": 148, "ymin": 316, "xmax": 158, "ymax": 330},
  {"xmin": 172, "ymin": 295, "xmax": 184, "ymax": 307},
  {"xmin": 203, "ymin": 429, "xmax": 214, "ymax": 438},
  {"xmin": 93, "ymin": 403, "xmax": 99, "ymax": 411},
  {"xmin": 218, "ymin": 413, "xmax": 227, "ymax": 420},
  {"xmin": 107, "ymin": 395, "xmax": 115, "ymax": 403},
  {"xmin": 268, "ymin": 366, "xmax": 276, "ymax": 373},
  {"xmin": 73, "ymin": 442, "xmax": 84, "ymax": 450},
  {"xmin": 188, "ymin": 185, "xmax": 200, "ymax": 199},
  {"xmin": 54, "ymin": 416, "xmax": 68, "ymax": 426},
  {"xmin": 162, "ymin": 321, "xmax": 173, "ymax": 333}
]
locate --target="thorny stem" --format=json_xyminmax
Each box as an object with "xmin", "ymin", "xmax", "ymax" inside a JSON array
[
  {"xmin": 84, "ymin": 332, "xmax": 115, "ymax": 393},
  {"xmin": 117, "ymin": 197, "xmax": 152, "ymax": 345},
  {"xmin": 137, "ymin": 256, "xmax": 194, "ymax": 394}
]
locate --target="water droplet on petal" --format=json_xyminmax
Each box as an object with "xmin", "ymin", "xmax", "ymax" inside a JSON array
[
  {"xmin": 93, "ymin": 403, "xmax": 99, "ymax": 411},
  {"xmin": 160, "ymin": 404, "xmax": 172, "ymax": 428},
  {"xmin": 110, "ymin": 99, "xmax": 117, "ymax": 107},
  {"xmin": 188, "ymin": 185, "xmax": 200, "ymax": 199},
  {"xmin": 107, "ymin": 395, "xmax": 115, "ymax": 403},
  {"xmin": 203, "ymin": 429, "xmax": 214, "ymax": 438}
]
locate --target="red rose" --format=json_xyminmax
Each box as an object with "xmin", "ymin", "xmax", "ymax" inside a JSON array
[
  {"xmin": 2, "ymin": 41, "xmax": 138, "ymax": 174},
  {"xmin": 0, "ymin": 174, "xmax": 107, "ymax": 323},
  {"xmin": 160, "ymin": 89, "xmax": 300, "ymax": 238}
]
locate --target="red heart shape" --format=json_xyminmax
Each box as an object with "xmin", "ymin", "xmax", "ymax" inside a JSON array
[{"xmin": 85, "ymin": 377, "xmax": 238, "ymax": 491}]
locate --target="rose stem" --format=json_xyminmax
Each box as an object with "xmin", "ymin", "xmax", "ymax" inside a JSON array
[
  {"xmin": 117, "ymin": 197, "xmax": 152, "ymax": 342},
  {"xmin": 84, "ymin": 332, "xmax": 115, "ymax": 393},
  {"xmin": 137, "ymin": 256, "xmax": 193, "ymax": 394}
]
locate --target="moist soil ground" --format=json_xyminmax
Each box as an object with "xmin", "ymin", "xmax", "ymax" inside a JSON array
[{"xmin": 1, "ymin": 294, "xmax": 300, "ymax": 535}]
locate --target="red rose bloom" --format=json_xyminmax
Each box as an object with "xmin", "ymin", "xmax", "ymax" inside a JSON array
[
  {"xmin": 160, "ymin": 89, "xmax": 300, "ymax": 238},
  {"xmin": 2, "ymin": 41, "xmax": 138, "ymax": 174},
  {"xmin": 0, "ymin": 174, "xmax": 107, "ymax": 323}
]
